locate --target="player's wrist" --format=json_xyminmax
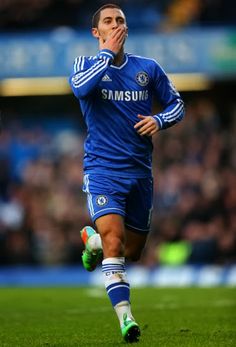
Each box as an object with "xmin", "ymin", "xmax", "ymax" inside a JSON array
[
  {"xmin": 98, "ymin": 49, "xmax": 116, "ymax": 62},
  {"xmin": 153, "ymin": 115, "xmax": 162, "ymax": 130}
]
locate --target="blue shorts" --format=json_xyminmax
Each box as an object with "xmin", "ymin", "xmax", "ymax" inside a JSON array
[{"xmin": 83, "ymin": 173, "xmax": 153, "ymax": 234}]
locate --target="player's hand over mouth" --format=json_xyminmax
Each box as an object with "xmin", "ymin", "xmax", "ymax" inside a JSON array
[{"xmin": 99, "ymin": 27, "xmax": 126, "ymax": 54}]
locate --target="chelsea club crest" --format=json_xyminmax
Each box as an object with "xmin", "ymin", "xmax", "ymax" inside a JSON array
[
  {"xmin": 136, "ymin": 71, "xmax": 149, "ymax": 86},
  {"xmin": 96, "ymin": 195, "xmax": 108, "ymax": 207}
]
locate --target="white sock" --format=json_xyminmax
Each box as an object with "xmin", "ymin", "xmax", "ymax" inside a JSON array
[
  {"xmin": 87, "ymin": 233, "xmax": 102, "ymax": 252},
  {"xmin": 115, "ymin": 301, "xmax": 134, "ymax": 327},
  {"xmin": 102, "ymin": 257, "xmax": 134, "ymax": 327}
]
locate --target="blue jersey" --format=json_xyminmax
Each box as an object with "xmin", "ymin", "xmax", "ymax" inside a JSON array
[{"xmin": 69, "ymin": 49, "xmax": 184, "ymax": 178}]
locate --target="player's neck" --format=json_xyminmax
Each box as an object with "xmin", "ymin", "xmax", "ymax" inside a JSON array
[{"xmin": 113, "ymin": 50, "xmax": 125, "ymax": 67}]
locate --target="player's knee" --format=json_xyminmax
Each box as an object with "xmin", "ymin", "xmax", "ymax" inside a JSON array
[{"xmin": 102, "ymin": 233, "xmax": 125, "ymax": 257}]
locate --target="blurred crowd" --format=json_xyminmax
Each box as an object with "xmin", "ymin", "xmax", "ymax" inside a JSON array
[
  {"xmin": 0, "ymin": 0, "xmax": 235, "ymax": 32},
  {"xmin": 0, "ymin": 96, "xmax": 235, "ymax": 266},
  {"xmin": 145, "ymin": 97, "xmax": 236, "ymax": 266}
]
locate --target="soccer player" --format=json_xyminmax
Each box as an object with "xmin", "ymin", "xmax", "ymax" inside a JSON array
[{"xmin": 69, "ymin": 3, "xmax": 184, "ymax": 343}]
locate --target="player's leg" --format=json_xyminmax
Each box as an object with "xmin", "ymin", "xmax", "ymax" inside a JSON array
[
  {"xmin": 80, "ymin": 223, "xmax": 147, "ymax": 270},
  {"xmin": 95, "ymin": 213, "xmax": 125, "ymax": 257},
  {"xmin": 81, "ymin": 174, "xmax": 141, "ymax": 341},
  {"xmin": 80, "ymin": 173, "xmax": 109, "ymax": 271},
  {"xmin": 80, "ymin": 173, "xmax": 127, "ymax": 272},
  {"xmin": 124, "ymin": 177, "xmax": 153, "ymax": 261},
  {"xmin": 124, "ymin": 227, "xmax": 148, "ymax": 261},
  {"xmin": 95, "ymin": 214, "xmax": 141, "ymax": 342}
]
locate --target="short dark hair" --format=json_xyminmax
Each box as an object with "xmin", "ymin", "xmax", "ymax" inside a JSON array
[{"xmin": 92, "ymin": 3, "xmax": 123, "ymax": 28}]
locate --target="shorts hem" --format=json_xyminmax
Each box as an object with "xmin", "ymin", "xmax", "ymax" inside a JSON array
[
  {"xmin": 125, "ymin": 223, "xmax": 150, "ymax": 234},
  {"xmin": 92, "ymin": 208, "xmax": 125, "ymax": 223}
]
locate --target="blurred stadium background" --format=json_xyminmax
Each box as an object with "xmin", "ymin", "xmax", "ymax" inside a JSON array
[{"xmin": 0, "ymin": 0, "xmax": 236, "ymax": 287}]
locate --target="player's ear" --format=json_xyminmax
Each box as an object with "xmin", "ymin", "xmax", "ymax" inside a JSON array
[{"xmin": 92, "ymin": 28, "xmax": 99, "ymax": 39}]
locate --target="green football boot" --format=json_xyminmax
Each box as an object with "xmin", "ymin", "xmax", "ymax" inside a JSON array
[
  {"xmin": 80, "ymin": 226, "xmax": 103, "ymax": 272},
  {"xmin": 121, "ymin": 313, "xmax": 141, "ymax": 343}
]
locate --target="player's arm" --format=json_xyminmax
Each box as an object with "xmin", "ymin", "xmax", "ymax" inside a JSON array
[
  {"xmin": 69, "ymin": 28, "xmax": 126, "ymax": 99},
  {"xmin": 152, "ymin": 71, "xmax": 185, "ymax": 131},
  {"xmin": 134, "ymin": 64, "xmax": 185, "ymax": 136},
  {"xmin": 69, "ymin": 50, "xmax": 115, "ymax": 98}
]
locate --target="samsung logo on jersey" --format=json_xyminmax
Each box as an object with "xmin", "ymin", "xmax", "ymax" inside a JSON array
[{"xmin": 101, "ymin": 89, "xmax": 149, "ymax": 101}]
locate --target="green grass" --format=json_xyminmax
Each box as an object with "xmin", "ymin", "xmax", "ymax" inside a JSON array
[{"xmin": 0, "ymin": 287, "xmax": 235, "ymax": 347}]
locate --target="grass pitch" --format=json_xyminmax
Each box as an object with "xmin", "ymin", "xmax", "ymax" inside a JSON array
[{"xmin": 0, "ymin": 287, "xmax": 235, "ymax": 347}]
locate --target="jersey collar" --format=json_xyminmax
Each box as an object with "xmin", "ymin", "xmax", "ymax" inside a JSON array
[{"xmin": 110, "ymin": 54, "xmax": 128, "ymax": 69}]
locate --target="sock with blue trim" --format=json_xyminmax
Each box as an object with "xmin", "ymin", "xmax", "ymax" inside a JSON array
[{"xmin": 102, "ymin": 257, "xmax": 134, "ymax": 326}]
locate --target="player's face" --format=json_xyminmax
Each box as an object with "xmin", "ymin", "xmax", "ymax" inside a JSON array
[{"xmin": 95, "ymin": 8, "xmax": 128, "ymax": 43}]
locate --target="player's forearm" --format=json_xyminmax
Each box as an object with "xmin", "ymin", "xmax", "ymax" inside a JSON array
[
  {"xmin": 153, "ymin": 98, "xmax": 185, "ymax": 130},
  {"xmin": 70, "ymin": 50, "xmax": 115, "ymax": 98}
]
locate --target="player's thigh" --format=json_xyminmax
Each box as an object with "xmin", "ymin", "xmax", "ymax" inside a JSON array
[
  {"xmin": 95, "ymin": 213, "xmax": 126, "ymax": 257},
  {"xmin": 95, "ymin": 213, "xmax": 125, "ymax": 240}
]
